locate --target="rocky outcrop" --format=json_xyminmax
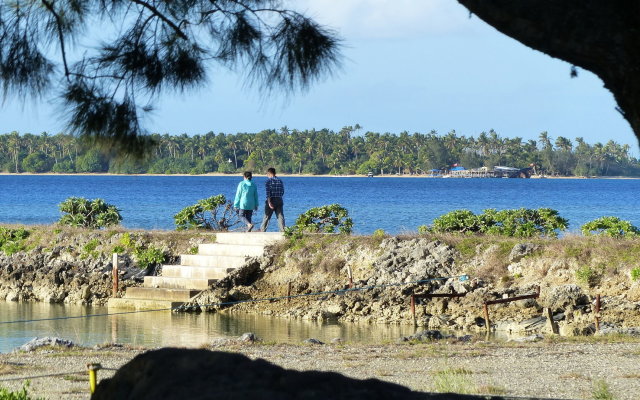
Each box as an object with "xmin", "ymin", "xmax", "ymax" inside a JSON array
[
  {"xmin": 186, "ymin": 235, "xmax": 640, "ymax": 336},
  {"xmin": 2, "ymin": 227, "xmax": 640, "ymax": 336},
  {"xmin": 17, "ymin": 336, "xmax": 75, "ymax": 352},
  {"xmin": 0, "ymin": 229, "xmax": 196, "ymax": 305}
]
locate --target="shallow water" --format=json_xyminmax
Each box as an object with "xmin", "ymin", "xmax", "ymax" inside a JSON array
[{"xmin": 0, "ymin": 302, "xmax": 421, "ymax": 353}]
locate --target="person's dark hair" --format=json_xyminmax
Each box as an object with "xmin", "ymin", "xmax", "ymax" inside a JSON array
[
  {"xmin": 267, "ymin": 167, "xmax": 276, "ymax": 175},
  {"xmin": 243, "ymin": 171, "xmax": 252, "ymax": 180}
]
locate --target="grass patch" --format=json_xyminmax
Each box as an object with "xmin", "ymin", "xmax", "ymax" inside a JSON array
[
  {"xmin": 62, "ymin": 373, "xmax": 86, "ymax": 382},
  {"xmin": 591, "ymin": 379, "xmax": 616, "ymax": 400},
  {"xmin": 0, "ymin": 364, "xmax": 25, "ymax": 376},
  {"xmin": 0, "ymin": 382, "xmax": 44, "ymax": 400},
  {"xmin": 431, "ymin": 367, "xmax": 475, "ymax": 394},
  {"xmin": 476, "ymin": 384, "xmax": 507, "ymax": 395},
  {"xmin": 575, "ymin": 264, "xmax": 604, "ymax": 287}
]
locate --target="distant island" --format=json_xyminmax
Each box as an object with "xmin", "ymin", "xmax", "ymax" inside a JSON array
[{"xmin": 1, "ymin": 128, "xmax": 638, "ymax": 177}]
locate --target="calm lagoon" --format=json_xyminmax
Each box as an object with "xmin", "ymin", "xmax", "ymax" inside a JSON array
[{"xmin": 1, "ymin": 175, "xmax": 639, "ymax": 234}]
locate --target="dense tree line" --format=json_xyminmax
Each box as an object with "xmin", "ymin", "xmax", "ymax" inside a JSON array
[{"xmin": 0, "ymin": 128, "xmax": 638, "ymax": 176}]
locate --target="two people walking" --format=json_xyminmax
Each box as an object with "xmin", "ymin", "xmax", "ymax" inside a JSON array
[{"xmin": 233, "ymin": 167, "xmax": 285, "ymax": 232}]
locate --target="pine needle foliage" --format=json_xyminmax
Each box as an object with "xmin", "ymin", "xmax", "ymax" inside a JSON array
[{"xmin": 0, "ymin": 1, "xmax": 342, "ymax": 155}]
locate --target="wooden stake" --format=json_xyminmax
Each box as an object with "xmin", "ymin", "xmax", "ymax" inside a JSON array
[{"xmin": 112, "ymin": 253, "xmax": 119, "ymax": 296}]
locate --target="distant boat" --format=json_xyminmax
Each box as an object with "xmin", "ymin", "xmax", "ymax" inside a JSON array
[{"xmin": 367, "ymin": 172, "xmax": 374, "ymax": 177}]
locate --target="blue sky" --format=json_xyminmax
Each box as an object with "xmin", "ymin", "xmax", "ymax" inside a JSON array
[{"xmin": 1, "ymin": 0, "xmax": 637, "ymax": 153}]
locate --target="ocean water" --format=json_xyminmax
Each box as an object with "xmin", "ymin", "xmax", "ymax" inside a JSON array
[{"xmin": 1, "ymin": 175, "xmax": 639, "ymax": 233}]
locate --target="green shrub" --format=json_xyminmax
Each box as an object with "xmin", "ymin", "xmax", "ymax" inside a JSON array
[
  {"xmin": 174, "ymin": 195, "xmax": 239, "ymax": 231},
  {"xmin": 581, "ymin": 216, "xmax": 640, "ymax": 238},
  {"xmin": 591, "ymin": 379, "xmax": 616, "ymax": 400},
  {"xmin": 0, "ymin": 227, "xmax": 30, "ymax": 255},
  {"xmin": 482, "ymin": 208, "xmax": 568, "ymax": 238},
  {"xmin": 83, "ymin": 238, "xmax": 99, "ymax": 253},
  {"xmin": 118, "ymin": 232, "xmax": 166, "ymax": 269},
  {"xmin": 576, "ymin": 265, "xmax": 602, "ymax": 287},
  {"xmin": 417, "ymin": 225, "xmax": 429, "ymax": 234},
  {"xmin": 427, "ymin": 208, "xmax": 567, "ymax": 238},
  {"xmin": 431, "ymin": 210, "xmax": 484, "ymax": 235},
  {"xmin": 81, "ymin": 238, "xmax": 101, "ymax": 259},
  {"xmin": 372, "ymin": 229, "xmax": 385, "ymax": 239},
  {"xmin": 285, "ymin": 204, "xmax": 353, "ymax": 238},
  {"xmin": 0, "ymin": 381, "xmax": 43, "ymax": 400},
  {"xmin": 135, "ymin": 246, "xmax": 165, "ymax": 269},
  {"xmin": 631, "ymin": 267, "xmax": 640, "ymax": 281},
  {"xmin": 58, "ymin": 197, "xmax": 122, "ymax": 229}
]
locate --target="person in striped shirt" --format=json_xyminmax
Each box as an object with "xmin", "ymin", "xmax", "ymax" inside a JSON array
[{"xmin": 260, "ymin": 167, "xmax": 286, "ymax": 232}]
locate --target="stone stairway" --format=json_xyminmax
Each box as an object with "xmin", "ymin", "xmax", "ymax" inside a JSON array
[{"xmin": 107, "ymin": 232, "xmax": 284, "ymax": 310}]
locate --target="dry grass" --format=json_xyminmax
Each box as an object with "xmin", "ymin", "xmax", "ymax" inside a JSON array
[
  {"xmin": 0, "ymin": 363, "xmax": 25, "ymax": 375},
  {"xmin": 0, "ymin": 223, "xmax": 208, "ymax": 262}
]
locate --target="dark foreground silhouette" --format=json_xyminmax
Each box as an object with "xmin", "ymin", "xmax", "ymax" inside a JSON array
[{"xmin": 91, "ymin": 348, "xmax": 518, "ymax": 400}]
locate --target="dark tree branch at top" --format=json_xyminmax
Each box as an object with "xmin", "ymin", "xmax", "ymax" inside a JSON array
[
  {"xmin": 0, "ymin": 0, "xmax": 342, "ymax": 156},
  {"xmin": 457, "ymin": 0, "xmax": 640, "ymax": 147}
]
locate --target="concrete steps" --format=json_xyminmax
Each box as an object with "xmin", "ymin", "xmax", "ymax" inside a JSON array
[
  {"xmin": 162, "ymin": 265, "xmax": 232, "ymax": 280},
  {"xmin": 108, "ymin": 232, "xmax": 284, "ymax": 310},
  {"xmin": 215, "ymin": 232, "xmax": 284, "ymax": 245},
  {"xmin": 107, "ymin": 298, "xmax": 185, "ymax": 311},
  {"xmin": 198, "ymin": 243, "xmax": 266, "ymax": 257},
  {"xmin": 125, "ymin": 287, "xmax": 201, "ymax": 302},
  {"xmin": 179, "ymin": 254, "xmax": 249, "ymax": 269},
  {"xmin": 144, "ymin": 276, "xmax": 218, "ymax": 290}
]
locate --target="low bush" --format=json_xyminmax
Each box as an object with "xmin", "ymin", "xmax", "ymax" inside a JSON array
[
  {"xmin": 58, "ymin": 197, "xmax": 122, "ymax": 229},
  {"xmin": 284, "ymin": 204, "xmax": 353, "ymax": 238},
  {"xmin": 119, "ymin": 232, "xmax": 166, "ymax": 269},
  {"xmin": 424, "ymin": 208, "xmax": 568, "ymax": 238},
  {"xmin": 581, "ymin": 216, "xmax": 640, "ymax": 238},
  {"xmin": 575, "ymin": 264, "xmax": 603, "ymax": 287},
  {"xmin": 0, "ymin": 227, "xmax": 30, "ymax": 255},
  {"xmin": 174, "ymin": 195, "xmax": 239, "ymax": 231},
  {"xmin": 0, "ymin": 381, "xmax": 43, "ymax": 400}
]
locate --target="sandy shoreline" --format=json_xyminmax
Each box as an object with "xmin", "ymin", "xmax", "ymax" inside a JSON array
[
  {"xmin": 0, "ymin": 172, "xmax": 638, "ymax": 179},
  {"xmin": 0, "ymin": 340, "xmax": 638, "ymax": 399}
]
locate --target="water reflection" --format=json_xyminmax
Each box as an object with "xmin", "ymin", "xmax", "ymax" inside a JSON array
[{"xmin": 0, "ymin": 302, "xmax": 419, "ymax": 353}]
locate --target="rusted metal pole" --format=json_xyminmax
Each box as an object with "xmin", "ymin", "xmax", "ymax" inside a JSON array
[
  {"xmin": 112, "ymin": 253, "xmax": 119, "ymax": 296},
  {"xmin": 595, "ymin": 294, "xmax": 601, "ymax": 332},
  {"xmin": 287, "ymin": 282, "xmax": 292, "ymax": 303},
  {"xmin": 483, "ymin": 303, "xmax": 490, "ymax": 332}
]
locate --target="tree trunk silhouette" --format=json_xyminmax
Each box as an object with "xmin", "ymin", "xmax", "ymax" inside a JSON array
[{"xmin": 457, "ymin": 0, "xmax": 640, "ymax": 146}]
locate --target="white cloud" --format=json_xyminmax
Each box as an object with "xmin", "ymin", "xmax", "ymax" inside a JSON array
[{"xmin": 295, "ymin": 0, "xmax": 473, "ymax": 38}]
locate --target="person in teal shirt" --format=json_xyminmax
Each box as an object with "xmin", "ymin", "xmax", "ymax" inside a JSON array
[{"xmin": 233, "ymin": 171, "xmax": 259, "ymax": 231}]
